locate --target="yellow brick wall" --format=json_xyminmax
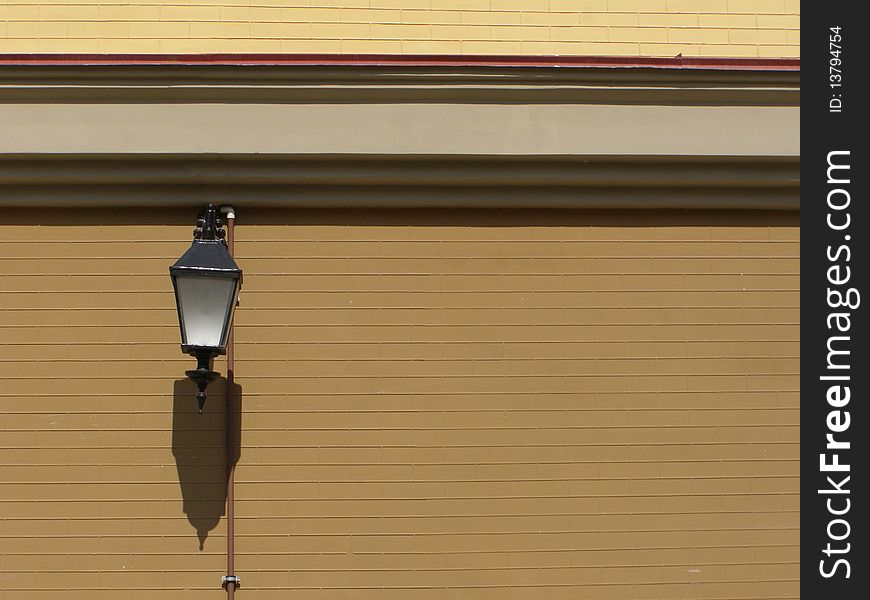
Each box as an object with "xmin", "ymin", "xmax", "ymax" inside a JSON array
[{"xmin": 0, "ymin": 1, "xmax": 800, "ymax": 57}]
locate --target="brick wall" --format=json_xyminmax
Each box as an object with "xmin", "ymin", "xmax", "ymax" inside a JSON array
[{"xmin": 0, "ymin": 1, "xmax": 800, "ymax": 56}]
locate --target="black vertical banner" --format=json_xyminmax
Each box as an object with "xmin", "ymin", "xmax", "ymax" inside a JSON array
[{"xmin": 802, "ymin": 3, "xmax": 867, "ymax": 598}]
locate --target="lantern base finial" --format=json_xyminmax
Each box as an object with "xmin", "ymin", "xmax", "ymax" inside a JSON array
[
  {"xmin": 185, "ymin": 350, "xmax": 219, "ymax": 414},
  {"xmin": 194, "ymin": 387, "xmax": 208, "ymax": 414}
]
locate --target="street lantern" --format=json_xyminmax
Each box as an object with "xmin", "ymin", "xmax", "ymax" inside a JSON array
[{"xmin": 170, "ymin": 205, "xmax": 242, "ymax": 413}]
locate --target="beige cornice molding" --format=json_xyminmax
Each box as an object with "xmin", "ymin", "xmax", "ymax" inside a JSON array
[{"xmin": 0, "ymin": 59, "xmax": 800, "ymax": 210}]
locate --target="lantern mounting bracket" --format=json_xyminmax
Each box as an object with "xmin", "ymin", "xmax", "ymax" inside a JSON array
[{"xmin": 193, "ymin": 204, "xmax": 227, "ymax": 245}]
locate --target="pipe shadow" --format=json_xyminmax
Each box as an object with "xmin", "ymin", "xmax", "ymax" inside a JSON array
[{"xmin": 172, "ymin": 377, "xmax": 242, "ymax": 550}]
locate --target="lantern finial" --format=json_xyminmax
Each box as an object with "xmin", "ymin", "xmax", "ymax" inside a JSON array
[{"xmin": 186, "ymin": 351, "xmax": 218, "ymax": 414}]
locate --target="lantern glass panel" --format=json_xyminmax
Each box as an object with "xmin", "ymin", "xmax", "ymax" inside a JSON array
[{"xmin": 175, "ymin": 274, "xmax": 238, "ymax": 349}]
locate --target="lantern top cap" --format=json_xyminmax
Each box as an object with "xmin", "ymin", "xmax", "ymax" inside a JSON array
[
  {"xmin": 170, "ymin": 239, "xmax": 241, "ymax": 276},
  {"xmin": 170, "ymin": 204, "xmax": 241, "ymax": 278}
]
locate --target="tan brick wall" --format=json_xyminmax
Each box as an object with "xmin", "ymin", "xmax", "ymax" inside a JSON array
[
  {"xmin": 0, "ymin": 207, "xmax": 799, "ymax": 598},
  {"xmin": 0, "ymin": 1, "xmax": 800, "ymax": 57}
]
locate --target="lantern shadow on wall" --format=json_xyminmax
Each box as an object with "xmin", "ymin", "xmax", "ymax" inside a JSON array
[{"xmin": 172, "ymin": 377, "xmax": 242, "ymax": 550}]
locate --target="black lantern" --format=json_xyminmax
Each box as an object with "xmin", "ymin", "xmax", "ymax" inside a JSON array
[{"xmin": 170, "ymin": 205, "xmax": 242, "ymax": 413}]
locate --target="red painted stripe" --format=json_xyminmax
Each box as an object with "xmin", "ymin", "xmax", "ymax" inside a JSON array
[{"xmin": 0, "ymin": 53, "xmax": 800, "ymax": 70}]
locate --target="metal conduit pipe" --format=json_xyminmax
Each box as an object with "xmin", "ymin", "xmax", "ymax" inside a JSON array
[{"xmin": 220, "ymin": 205, "xmax": 238, "ymax": 598}]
